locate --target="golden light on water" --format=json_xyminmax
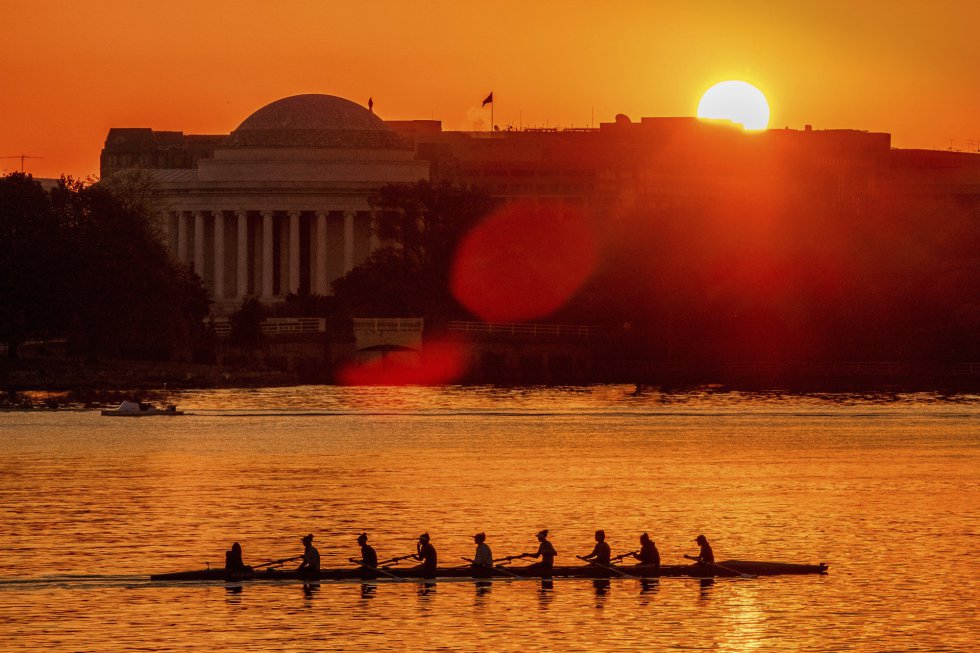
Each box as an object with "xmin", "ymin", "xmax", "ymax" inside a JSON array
[{"xmin": 697, "ymin": 81, "xmax": 771, "ymax": 131}]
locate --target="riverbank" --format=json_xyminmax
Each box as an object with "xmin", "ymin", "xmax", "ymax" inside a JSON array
[{"xmin": 2, "ymin": 354, "xmax": 977, "ymax": 408}]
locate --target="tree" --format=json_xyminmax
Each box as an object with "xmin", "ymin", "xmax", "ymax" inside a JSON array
[
  {"xmin": 331, "ymin": 181, "xmax": 496, "ymax": 318},
  {"xmin": 52, "ymin": 178, "xmax": 211, "ymax": 360},
  {"xmin": 0, "ymin": 173, "xmax": 68, "ymax": 358},
  {"xmin": 228, "ymin": 297, "xmax": 265, "ymax": 357}
]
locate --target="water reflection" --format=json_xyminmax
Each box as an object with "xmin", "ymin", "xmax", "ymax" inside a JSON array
[
  {"xmin": 698, "ymin": 578, "xmax": 714, "ymax": 601},
  {"xmin": 538, "ymin": 579, "xmax": 554, "ymax": 610},
  {"xmin": 224, "ymin": 583, "xmax": 243, "ymax": 605},
  {"xmin": 417, "ymin": 581, "xmax": 437, "ymax": 597},
  {"xmin": 303, "ymin": 583, "xmax": 320, "ymax": 600},
  {"xmin": 639, "ymin": 579, "xmax": 659, "ymax": 596},
  {"xmin": 474, "ymin": 580, "xmax": 492, "ymax": 596},
  {"xmin": 593, "ymin": 579, "xmax": 610, "ymax": 607},
  {"xmin": 359, "ymin": 583, "xmax": 376, "ymax": 600}
]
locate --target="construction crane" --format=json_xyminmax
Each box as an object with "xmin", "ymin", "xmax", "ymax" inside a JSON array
[{"xmin": 0, "ymin": 154, "xmax": 43, "ymax": 173}]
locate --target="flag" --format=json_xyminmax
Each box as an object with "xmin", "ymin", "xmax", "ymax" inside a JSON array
[
  {"xmin": 482, "ymin": 92, "xmax": 493, "ymax": 107},
  {"xmin": 368, "ymin": 97, "xmax": 374, "ymax": 112}
]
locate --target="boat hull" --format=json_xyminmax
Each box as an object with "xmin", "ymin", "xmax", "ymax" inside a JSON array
[{"xmin": 150, "ymin": 560, "xmax": 828, "ymax": 582}]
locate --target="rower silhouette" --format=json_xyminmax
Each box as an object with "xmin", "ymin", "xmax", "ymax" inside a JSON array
[
  {"xmin": 411, "ymin": 532, "xmax": 437, "ymax": 578},
  {"xmin": 465, "ymin": 532, "xmax": 494, "ymax": 578},
  {"xmin": 297, "ymin": 534, "xmax": 321, "ymax": 579},
  {"xmin": 224, "ymin": 542, "xmax": 253, "ymax": 577},
  {"xmin": 632, "ymin": 532, "xmax": 660, "ymax": 570},
  {"xmin": 690, "ymin": 534, "xmax": 715, "ymax": 565},
  {"xmin": 352, "ymin": 532, "xmax": 378, "ymax": 579},
  {"xmin": 523, "ymin": 529, "xmax": 557, "ymax": 573},
  {"xmin": 580, "ymin": 529, "xmax": 611, "ymax": 567}
]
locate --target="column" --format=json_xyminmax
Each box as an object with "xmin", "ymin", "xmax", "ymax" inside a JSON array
[
  {"xmin": 261, "ymin": 211, "xmax": 274, "ymax": 300},
  {"xmin": 193, "ymin": 210, "xmax": 205, "ymax": 278},
  {"xmin": 176, "ymin": 211, "xmax": 189, "ymax": 264},
  {"xmin": 343, "ymin": 211, "xmax": 355, "ymax": 274},
  {"xmin": 369, "ymin": 210, "xmax": 380, "ymax": 252},
  {"xmin": 315, "ymin": 211, "xmax": 328, "ymax": 295},
  {"xmin": 213, "ymin": 211, "xmax": 225, "ymax": 300},
  {"xmin": 288, "ymin": 210, "xmax": 301, "ymax": 294},
  {"xmin": 236, "ymin": 211, "xmax": 248, "ymax": 298}
]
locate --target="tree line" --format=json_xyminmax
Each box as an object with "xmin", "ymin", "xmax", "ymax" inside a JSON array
[{"xmin": 0, "ymin": 173, "xmax": 210, "ymax": 361}]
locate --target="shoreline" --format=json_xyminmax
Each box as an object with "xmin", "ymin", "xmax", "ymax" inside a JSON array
[{"xmin": 2, "ymin": 356, "xmax": 977, "ymax": 408}]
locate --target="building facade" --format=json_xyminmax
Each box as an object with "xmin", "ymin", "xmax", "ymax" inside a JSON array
[{"xmin": 101, "ymin": 93, "xmax": 980, "ymax": 312}]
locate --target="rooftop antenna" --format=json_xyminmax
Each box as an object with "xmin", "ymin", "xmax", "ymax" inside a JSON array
[{"xmin": 0, "ymin": 154, "xmax": 43, "ymax": 172}]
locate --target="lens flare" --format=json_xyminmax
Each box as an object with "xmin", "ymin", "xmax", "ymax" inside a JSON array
[
  {"xmin": 450, "ymin": 200, "xmax": 598, "ymax": 322},
  {"xmin": 337, "ymin": 340, "xmax": 468, "ymax": 386}
]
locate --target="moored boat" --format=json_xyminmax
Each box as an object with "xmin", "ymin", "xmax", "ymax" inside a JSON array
[
  {"xmin": 101, "ymin": 401, "xmax": 183, "ymax": 417},
  {"xmin": 150, "ymin": 560, "xmax": 828, "ymax": 582}
]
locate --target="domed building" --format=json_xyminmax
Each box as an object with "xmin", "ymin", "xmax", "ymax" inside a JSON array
[{"xmin": 111, "ymin": 94, "xmax": 429, "ymax": 309}]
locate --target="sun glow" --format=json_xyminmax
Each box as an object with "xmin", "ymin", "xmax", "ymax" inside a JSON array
[{"xmin": 697, "ymin": 81, "xmax": 770, "ymax": 131}]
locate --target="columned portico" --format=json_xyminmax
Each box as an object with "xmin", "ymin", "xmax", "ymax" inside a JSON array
[
  {"xmin": 170, "ymin": 206, "xmax": 389, "ymax": 307},
  {"xmin": 151, "ymin": 93, "xmax": 430, "ymax": 313}
]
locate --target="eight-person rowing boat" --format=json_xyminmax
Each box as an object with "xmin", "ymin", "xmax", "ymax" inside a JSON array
[{"xmin": 151, "ymin": 531, "xmax": 829, "ymax": 582}]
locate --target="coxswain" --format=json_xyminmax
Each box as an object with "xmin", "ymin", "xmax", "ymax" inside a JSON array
[
  {"xmin": 224, "ymin": 542, "xmax": 253, "ymax": 574},
  {"xmin": 693, "ymin": 534, "xmax": 715, "ymax": 565},
  {"xmin": 581, "ymin": 529, "xmax": 612, "ymax": 567},
  {"xmin": 297, "ymin": 534, "xmax": 321, "ymax": 579},
  {"xmin": 413, "ymin": 533, "xmax": 438, "ymax": 578},
  {"xmin": 631, "ymin": 532, "xmax": 660, "ymax": 569},
  {"xmin": 468, "ymin": 532, "xmax": 493, "ymax": 574},
  {"xmin": 523, "ymin": 529, "xmax": 557, "ymax": 571}
]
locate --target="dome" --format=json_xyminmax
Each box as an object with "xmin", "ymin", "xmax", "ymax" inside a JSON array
[
  {"xmin": 235, "ymin": 94, "xmax": 387, "ymax": 132},
  {"xmin": 226, "ymin": 94, "xmax": 408, "ymax": 149}
]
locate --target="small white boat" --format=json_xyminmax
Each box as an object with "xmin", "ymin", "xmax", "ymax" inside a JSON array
[{"xmin": 101, "ymin": 401, "xmax": 184, "ymax": 417}]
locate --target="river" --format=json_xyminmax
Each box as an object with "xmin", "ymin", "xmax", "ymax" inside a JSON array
[{"xmin": 1, "ymin": 386, "xmax": 977, "ymax": 651}]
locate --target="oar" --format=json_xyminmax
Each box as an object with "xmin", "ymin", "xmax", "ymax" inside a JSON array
[
  {"xmin": 493, "ymin": 554, "xmax": 529, "ymax": 564},
  {"xmin": 348, "ymin": 557, "xmax": 409, "ymax": 583},
  {"xmin": 610, "ymin": 550, "xmax": 639, "ymax": 564},
  {"xmin": 462, "ymin": 557, "xmax": 525, "ymax": 580},
  {"xmin": 684, "ymin": 555, "xmax": 756, "ymax": 579},
  {"xmin": 379, "ymin": 553, "xmax": 417, "ymax": 567},
  {"xmin": 252, "ymin": 555, "xmax": 303, "ymax": 570},
  {"xmin": 577, "ymin": 555, "xmax": 640, "ymax": 580}
]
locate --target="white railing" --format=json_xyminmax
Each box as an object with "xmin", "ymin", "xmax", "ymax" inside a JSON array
[
  {"xmin": 353, "ymin": 318, "xmax": 424, "ymax": 333},
  {"xmin": 211, "ymin": 317, "xmax": 327, "ymax": 337},
  {"xmin": 446, "ymin": 321, "xmax": 603, "ymax": 337}
]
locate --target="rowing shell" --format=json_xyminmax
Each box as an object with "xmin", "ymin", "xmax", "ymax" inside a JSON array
[{"xmin": 150, "ymin": 560, "xmax": 828, "ymax": 582}]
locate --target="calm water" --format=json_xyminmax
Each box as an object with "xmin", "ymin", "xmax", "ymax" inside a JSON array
[{"xmin": 1, "ymin": 386, "xmax": 977, "ymax": 651}]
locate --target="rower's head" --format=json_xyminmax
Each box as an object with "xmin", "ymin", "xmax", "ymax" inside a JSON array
[
  {"xmin": 357, "ymin": 533, "xmax": 368, "ymax": 545},
  {"xmin": 595, "ymin": 530, "xmax": 605, "ymax": 542},
  {"xmin": 536, "ymin": 529, "xmax": 549, "ymax": 541},
  {"xmin": 302, "ymin": 534, "xmax": 314, "ymax": 545},
  {"xmin": 640, "ymin": 532, "xmax": 650, "ymax": 544},
  {"xmin": 419, "ymin": 532, "xmax": 430, "ymax": 543},
  {"xmin": 231, "ymin": 542, "xmax": 242, "ymax": 554},
  {"xmin": 473, "ymin": 532, "xmax": 486, "ymax": 543},
  {"xmin": 696, "ymin": 534, "xmax": 708, "ymax": 545}
]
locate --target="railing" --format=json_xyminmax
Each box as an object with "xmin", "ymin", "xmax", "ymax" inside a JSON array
[
  {"xmin": 353, "ymin": 318, "xmax": 424, "ymax": 333},
  {"xmin": 211, "ymin": 317, "xmax": 326, "ymax": 337},
  {"xmin": 446, "ymin": 321, "xmax": 603, "ymax": 338}
]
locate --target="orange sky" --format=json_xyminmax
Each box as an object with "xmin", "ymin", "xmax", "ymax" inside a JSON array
[{"xmin": 1, "ymin": 0, "xmax": 978, "ymax": 178}]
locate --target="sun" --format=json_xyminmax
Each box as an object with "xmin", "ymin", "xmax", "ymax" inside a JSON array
[{"xmin": 697, "ymin": 81, "xmax": 770, "ymax": 131}]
